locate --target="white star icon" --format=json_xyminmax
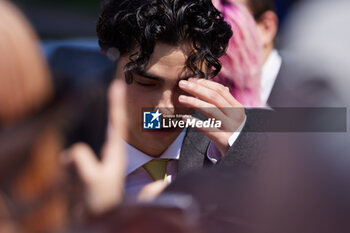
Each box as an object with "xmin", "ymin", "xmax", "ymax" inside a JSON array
[{"xmin": 151, "ymin": 110, "xmax": 162, "ymax": 122}]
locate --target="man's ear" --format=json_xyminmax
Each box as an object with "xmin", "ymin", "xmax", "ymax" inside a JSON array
[{"xmin": 256, "ymin": 10, "xmax": 278, "ymax": 50}]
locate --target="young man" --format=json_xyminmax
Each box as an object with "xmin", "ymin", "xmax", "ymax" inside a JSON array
[{"xmin": 78, "ymin": 0, "xmax": 261, "ymax": 197}]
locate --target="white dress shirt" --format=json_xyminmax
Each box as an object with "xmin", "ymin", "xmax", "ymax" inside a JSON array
[
  {"xmin": 261, "ymin": 49, "xmax": 282, "ymax": 105},
  {"xmin": 125, "ymin": 129, "xmax": 187, "ymax": 197}
]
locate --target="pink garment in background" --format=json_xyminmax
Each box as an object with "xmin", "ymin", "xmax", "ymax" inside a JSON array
[{"xmin": 212, "ymin": 0, "xmax": 264, "ymax": 107}]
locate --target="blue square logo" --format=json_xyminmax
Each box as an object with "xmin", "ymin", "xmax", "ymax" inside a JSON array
[{"xmin": 143, "ymin": 110, "xmax": 162, "ymax": 129}]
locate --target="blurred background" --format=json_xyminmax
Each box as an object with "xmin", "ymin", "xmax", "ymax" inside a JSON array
[
  {"xmin": 13, "ymin": 0, "xmax": 300, "ymax": 40},
  {"xmin": 13, "ymin": 0, "xmax": 101, "ymax": 39}
]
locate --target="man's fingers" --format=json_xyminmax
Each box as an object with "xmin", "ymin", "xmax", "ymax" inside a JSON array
[
  {"xmin": 179, "ymin": 95, "xmax": 244, "ymax": 132},
  {"xmin": 178, "ymin": 95, "xmax": 227, "ymax": 121},
  {"xmin": 186, "ymin": 78, "xmax": 245, "ymax": 119},
  {"xmin": 178, "ymin": 80, "xmax": 231, "ymax": 108},
  {"xmin": 178, "ymin": 79, "xmax": 245, "ymax": 123},
  {"xmin": 191, "ymin": 77, "xmax": 229, "ymax": 91},
  {"xmin": 190, "ymin": 78, "xmax": 242, "ymax": 107}
]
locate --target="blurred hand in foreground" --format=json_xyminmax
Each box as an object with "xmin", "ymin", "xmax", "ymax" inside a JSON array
[{"xmin": 64, "ymin": 80, "xmax": 127, "ymax": 215}]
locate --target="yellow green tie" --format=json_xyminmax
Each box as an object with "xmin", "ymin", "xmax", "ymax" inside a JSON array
[{"xmin": 143, "ymin": 159, "xmax": 170, "ymax": 182}]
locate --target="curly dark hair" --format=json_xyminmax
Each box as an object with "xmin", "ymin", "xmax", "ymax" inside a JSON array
[{"xmin": 96, "ymin": 0, "xmax": 233, "ymax": 83}]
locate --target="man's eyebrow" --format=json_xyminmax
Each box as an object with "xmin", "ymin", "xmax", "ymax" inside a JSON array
[{"xmin": 136, "ymin": 71, "xmax": 164, "ymax": 81}]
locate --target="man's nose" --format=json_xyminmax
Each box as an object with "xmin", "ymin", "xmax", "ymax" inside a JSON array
[{"xmin": 156, "ymin": 90, "xmax": 176, "ymax": 115}]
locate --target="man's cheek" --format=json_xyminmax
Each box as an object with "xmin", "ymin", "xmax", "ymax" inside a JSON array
[{"xmin": 126, "ymin": 86, "xmax": 139, "ymax": 101}]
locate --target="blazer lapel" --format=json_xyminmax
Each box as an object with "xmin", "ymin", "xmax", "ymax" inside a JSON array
[
  {"xmin": 267, "ymin": 58, "xmax": 284, "ymax": 107},
  {"xmin": 178, "ymin": 128, "xmax": 211, "ymax": 175},
  {"xmin": 267, "ymin": 53, "xmax": 306, "ymax": 107}
]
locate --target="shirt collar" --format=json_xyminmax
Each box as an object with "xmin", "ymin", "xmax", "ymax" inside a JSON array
[
  {"xmin": 261, "ymin": 49, "xmax": 282, "ymax": 104},
  {"xmin": 125, "ymin": 128, "xmax": 187, "ymax": 175}
]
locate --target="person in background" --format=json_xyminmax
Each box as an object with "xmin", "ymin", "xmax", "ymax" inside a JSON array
[
  {"xmin": 212, "ymin": 0, "xmax": 264, "ymax": 107},
  {"xmin": 231, "ymin": 0, "xmax": 284, "ymax": 106},
  {"xmin": 242, "ymin": 0, "xmax": 278, "ymax": 63},
  {"xmin": 0, "ymin": 0, "xmax": 66, "ymax": 232}
]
